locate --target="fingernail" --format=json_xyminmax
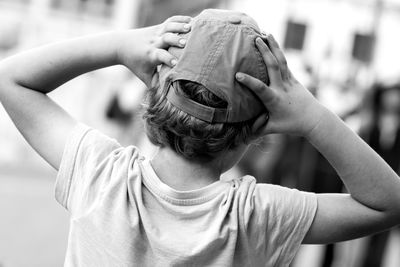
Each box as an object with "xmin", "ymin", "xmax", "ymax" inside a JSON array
[
  {"xmin": 179, "ymin": 39, "xmax": 186, "ymax": 46},
  {"xmin": 236, "ymin": 73, "xmax": 243, "ymax": 80},
  {"xmin": 267, "ymin": 34, "xmax": 276, "ymax": 43},
  {"xmin": 256, "ymin": 37, "xmax": 263, "ymax": 45},
  {"xmin": 184, "ymin": 24, "xmax": 191, "ymax": 30},
  {"xmin": 171, "ymin": 59, "xmax": 177, "ymax": 66}
]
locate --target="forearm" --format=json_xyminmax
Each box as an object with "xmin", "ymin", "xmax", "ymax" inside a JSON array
[
  {"xmin": 0, "ymin": 31, "xmax": 123, "ymax": 94},
  {"xmin": 307, "ymin": 106, "xmax": 400, "ymax": 217}
]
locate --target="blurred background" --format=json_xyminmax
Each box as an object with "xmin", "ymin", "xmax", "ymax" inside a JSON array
[{"xmin": 1, "ymin": 0, "xmax": 400, "ymax": 266}]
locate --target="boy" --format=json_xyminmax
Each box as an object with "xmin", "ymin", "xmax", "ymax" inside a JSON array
[{"xmin": 1, "ymin": 9, "xmax": 400, "ymax": 267}]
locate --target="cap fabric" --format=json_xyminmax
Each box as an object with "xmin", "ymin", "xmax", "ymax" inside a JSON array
[{"xmin": 159, "ymin": 9, "xmax": 268, "ymax": 123}]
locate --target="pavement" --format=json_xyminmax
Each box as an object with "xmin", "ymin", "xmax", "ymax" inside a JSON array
[{"xmin": 0, "ymin": 165, "xmax": 69, "ymax": 267}]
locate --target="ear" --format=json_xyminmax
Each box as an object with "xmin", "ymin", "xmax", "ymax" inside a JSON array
[{"xmin": 251, "ymin": 113, "xmax": 269, "ymax": 138}]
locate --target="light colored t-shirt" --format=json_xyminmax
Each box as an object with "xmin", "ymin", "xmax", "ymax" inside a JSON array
[{"xmin": 55, "ymin": 124, "xmax": 317, "ymax": 267}]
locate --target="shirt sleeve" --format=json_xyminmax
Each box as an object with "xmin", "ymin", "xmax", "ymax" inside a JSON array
[
  {"xmin": 252, "ymin": 184, "xmax": 317, "ymax": 266},
  {"xmin": 55, "ymin": 123, "xmax": 122, "ymax": 216}
]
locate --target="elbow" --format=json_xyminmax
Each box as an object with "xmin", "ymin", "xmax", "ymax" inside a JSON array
[
  {"xmin": 0, "ymin": 63, "xmax": 9, "ymax": 96},
  {"xmin": 388, "ymin": 186, "xmax": 400, "ymax": 224},
  {"xmin": 0, "ymin": 59, "xmax": 30, "ymax": 95},
  {"xmin": 381, "ymin": 212, "xmax": 400, "ymax": 229},
  {"xmin": 379, "ymin": 199, "xmax": 400, "ymax": 227},
  {"xmin": 0, "ymin": 54, "xmax": 23, "ymax": 83},
  {"xmin": 387, "ymin": 205, "xmax": 400, "ymax": 225},
  {"xmin": 0, "ymin": 60, "xmax": 14, "ymax": 88},
  {"xmin": 0, "ymin": 60, "xmax": 22, "ymax": 100}
]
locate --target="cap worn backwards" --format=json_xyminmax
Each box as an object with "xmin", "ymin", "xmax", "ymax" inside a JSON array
[{"xmin": 159, "ymin": 9, "xmax": 269, "ymax": 123}]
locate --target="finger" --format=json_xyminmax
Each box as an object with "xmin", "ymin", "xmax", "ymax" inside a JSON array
[
  {"xmin": 236, "ymin": 72, "xmax": 278, "ymax": 107},
  {"xmin": 264, "ymin": 34, "xmax": 290, "ymax": 81},
  {"xmin": 166, "ymin": 15, "xmax": 192, "ymax": 23},
  {"xmin": 158, "ymin": 32, "xmax": 186, "ymax": 48},
  {"xmin": 255, "ymin": 37, "xmax": 283, "ymax": 87},
  {"xmin": 258, "ymin": 119, "xmax": 277, "ymax": 135},
  {"xmin": 251, "ymin": 113, "xmax": 269, "ymax": 134},
  {"xmin": 154, "ymin": 49, "xmax": 177, "ymax": 67},
  {"xmin": 162, "ymin": 22, "xmax": 191, "ymax": 34}
]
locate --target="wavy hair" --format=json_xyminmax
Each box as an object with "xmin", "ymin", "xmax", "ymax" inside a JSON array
[{"xmin": 143, "ymin": 80, "xmax": 256, "ymax": 162}]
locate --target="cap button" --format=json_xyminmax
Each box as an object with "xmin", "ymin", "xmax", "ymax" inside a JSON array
[{"xmin": 228, "ymin": 16, "xmax": 241, "ymax": 24}]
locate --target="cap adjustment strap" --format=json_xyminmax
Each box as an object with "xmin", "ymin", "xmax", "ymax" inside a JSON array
[{"xmin": 166, "ymin": 84, "xmax": 229, "ymax": 123}]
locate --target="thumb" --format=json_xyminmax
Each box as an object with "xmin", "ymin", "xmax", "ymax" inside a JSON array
[{"xmin": 251, "ymin": 113, "xmax": 269, "ymax": 135}]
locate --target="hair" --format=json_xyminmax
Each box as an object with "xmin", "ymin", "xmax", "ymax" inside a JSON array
[{"xmin": 143, "ymin": 80, "xmax": 256, "ymax": 162}]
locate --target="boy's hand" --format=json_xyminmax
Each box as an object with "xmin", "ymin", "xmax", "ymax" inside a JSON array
[
  {"xmin": 236, "ymin": 34, "xmax": 326, "ymax": 138},
  {"xmin": 118, "ymin": 15, "xmax": 191, "ymax": 87}
]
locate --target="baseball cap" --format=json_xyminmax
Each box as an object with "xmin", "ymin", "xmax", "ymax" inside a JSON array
[{"xmin": 159, "ymin": 9, "xmax": 269, "ymax": 123}]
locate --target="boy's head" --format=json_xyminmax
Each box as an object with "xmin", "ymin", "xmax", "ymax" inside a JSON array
[{"xmin": 144, "ymin": 9, "xmax": 268, "ymax": 162}]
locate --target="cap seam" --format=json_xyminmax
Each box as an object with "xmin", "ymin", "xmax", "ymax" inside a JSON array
[
  {"xmin": 196, "ymin": 19, "xmax": 260, "ymax": 34},
  {"xmin": 197, "ymin": 25, "xmax": 229, "ymax": 99},
  {"xmin": 200, "ymin": 25, "xmax": 235, "ymax": 105}
]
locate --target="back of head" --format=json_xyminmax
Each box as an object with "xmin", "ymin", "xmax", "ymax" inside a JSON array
[{"xmin": 144, "ymin": 9, "xmax": 268, "ymax": 161}]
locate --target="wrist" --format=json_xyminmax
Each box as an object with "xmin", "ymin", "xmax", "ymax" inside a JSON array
[
  {"xmin": 303, "ymin": 104, "xmax": 333, "ymax": 140},
  {"xmin": 113, "ymin": 30, "xmax": 131, "ymax": 66}
]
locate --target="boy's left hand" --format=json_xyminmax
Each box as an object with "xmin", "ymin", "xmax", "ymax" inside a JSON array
[
  {"xmin": 236, "ymin": 34, "xmax": 325, "ymax": 138},
  {"xmin": 118, "ymin": 15, "xmax": 191, "ymax": 87}
]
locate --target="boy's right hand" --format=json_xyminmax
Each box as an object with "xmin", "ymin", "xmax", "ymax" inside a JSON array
[
  {"xmin": 118, "ymin": 16, "xmax": 191, "ymax": 87},
  {"xmin": 236, "ymin": 34, "xmax": 327, "ymax": 138}
]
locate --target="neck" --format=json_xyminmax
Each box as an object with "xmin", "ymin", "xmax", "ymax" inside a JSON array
[{"xmin": 150, "ymin": 147, "xmax": 222, "ymax": 191}]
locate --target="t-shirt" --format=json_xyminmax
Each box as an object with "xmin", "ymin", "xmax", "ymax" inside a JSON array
[{"xmin": 55, "ymin": 124, "xmax": 317, "ymax": 267}]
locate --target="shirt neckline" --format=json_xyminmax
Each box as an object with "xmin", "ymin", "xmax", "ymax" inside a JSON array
[{"xmin": 139, "ymin": 159, "xmax": 229, "ymax": 206}]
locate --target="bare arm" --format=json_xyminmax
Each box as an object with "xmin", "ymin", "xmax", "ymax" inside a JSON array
[
  {"xmin": 236, "ymin": 35, "xmax": 400, "ymax": 244},
  {"xmin": 0, "ymin": 16, "xmax": 191, "ymax": 170},
  {"xmin": 302, "ymin": 108, "xmax": 400, "ymax": 243}
]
